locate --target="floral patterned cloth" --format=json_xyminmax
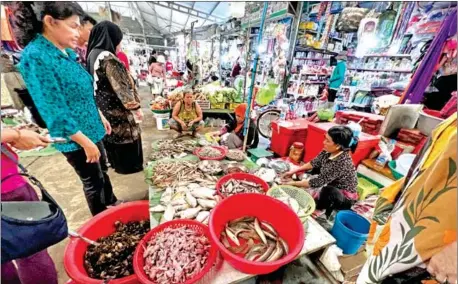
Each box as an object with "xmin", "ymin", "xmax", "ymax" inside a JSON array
[
  {"xmin": 93, "ymin": 52, "xmax": 141, "ymax": 144},
  {"xmin": 357, "ymin": 113, "xmax": 457, "ymax": 283}
]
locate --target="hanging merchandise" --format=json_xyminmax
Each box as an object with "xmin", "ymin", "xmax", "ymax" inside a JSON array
[
  {"xmin": 375, "ymin": 4, "xmax": 398, "ymax": 48},
  {"xmin": 391, "ymin": 2, "xmax": 416, "ymax": 42},
  {"xmin": 336, "ymin": 6, "xmax": 369, "ymax": 33},
  {"xmin": 354, "ymin": 11, "xmax": 379, "ymax": 57},
  {"xmin": 401, "ymin": 9, "xmax": 457, "ymax": 104},
  {"xmin": 319, "ymin": 4, "xmax": 333, "ymax": 50},
  {"xmin": 256, "ymin": 81, "xmax": 278, "ymax": 106}
]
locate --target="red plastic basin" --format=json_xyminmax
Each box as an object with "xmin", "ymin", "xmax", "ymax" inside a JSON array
[
  {"xmin": 64, "ymin": 201, "xmax": 150, "ymax": 284},
  {"xmin": 216, "ymin": 173, "xmax": 270, "ymax": 199},
  {"xmin": 209, "ymin": 193, "xmax": 305, "ymax": 275},
  {"xmin": 133, "ymin": 220, "xmax": 218, "ymax": 284}
]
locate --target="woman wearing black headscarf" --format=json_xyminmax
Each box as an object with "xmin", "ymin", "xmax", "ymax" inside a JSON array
[{"xmin": 86, "ymin": 21, "xmax": 143, "ymax": 174}]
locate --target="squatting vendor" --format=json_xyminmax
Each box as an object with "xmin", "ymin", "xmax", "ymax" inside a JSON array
[
  {"xmin": 282, "ymin": 126, "xmax": 358, "ymax": 218},
  {"xmin": 169, "ymin": 91, "xmax": 204, "ymax": 138}
]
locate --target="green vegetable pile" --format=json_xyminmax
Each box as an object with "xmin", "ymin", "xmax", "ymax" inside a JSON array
[{"xmin": 207, "ymin": 87, "xmax": 242, "ymax": 104}]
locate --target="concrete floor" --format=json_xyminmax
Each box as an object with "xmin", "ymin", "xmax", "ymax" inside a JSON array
[{"xmin": 20, "ymin": 87, "xmax": 169, "ymax": 283}]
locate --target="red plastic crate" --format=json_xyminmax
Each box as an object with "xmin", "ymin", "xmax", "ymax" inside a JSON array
[
  {"xmin": 271, "ymin": 119, "xmax": 310, "ymax": 157},
  {"xmin": 335, "ymin": 111, "xmax": 385, "ymax": 135},
  {"xmin": 304, "ymin": 122, "xmax": 380, "ymax": 166}
]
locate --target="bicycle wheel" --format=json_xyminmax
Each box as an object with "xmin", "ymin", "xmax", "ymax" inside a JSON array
[{"xmin": 257, "ymin": 109, "xmax": 280, "ymax": 138}]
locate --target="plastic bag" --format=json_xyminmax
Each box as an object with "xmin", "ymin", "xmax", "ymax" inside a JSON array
[
  {"xmin": 375, "ymin": 139, "xmax": 396, "ymax": 169},
  {"xmin": 255, "ymin": 82, "xmax": 278, "ymax": 106},
  {"xmin": 268, "ymin": 160, "xmax": 290, "ymax": 174}
]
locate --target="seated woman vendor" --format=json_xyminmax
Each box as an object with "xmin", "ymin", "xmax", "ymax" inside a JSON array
[
  {"xmin": 170, "ymin": 91, "xmax": 204, "ymax": 137},
  {"xmin": 282, "ymin": 126, "xmax": 358, "ymax": 218},
  {"xmin": 211, "ymin": 103, "xmax": 259, "ymax": 149}
]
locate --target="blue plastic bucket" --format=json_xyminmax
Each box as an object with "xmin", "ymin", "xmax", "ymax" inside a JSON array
[{"xmin": 331, "ymin": 210, "xmax": 370, "ymax": 255}]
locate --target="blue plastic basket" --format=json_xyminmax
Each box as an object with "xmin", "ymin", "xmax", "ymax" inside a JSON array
[{"xmin": 331, "ymin": 210, "xmax": 370, "ymax": 255}]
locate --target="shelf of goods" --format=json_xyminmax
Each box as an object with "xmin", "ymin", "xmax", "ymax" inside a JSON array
[
  {"xmin": 348, "ymin": 67, "xmax": 412, "ymax": 73},
  {"xmin": 241, "ymin": 2, "xmax": 296, "ymax": 28}
]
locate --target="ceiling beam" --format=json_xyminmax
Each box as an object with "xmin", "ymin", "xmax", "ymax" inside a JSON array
[
  {"xmin": 125, "ymin": 32, "xmax": 163, "ymax": 39},
  {"xmin": 200, "ymin": 2, "xmax": 219, "ymax": 27},
  {"xmin": 153, "ymin": 1, "xmax": 224, "ymax": 22},
  {"xmin": 184, "ymin": 2, "xmax": 195, "ymax": 32},
  {"xmin": 146, "ymin": 2, "xmax": 161, "ymax": 33},
  {"xmin": 169, "ymin": 5, "xmax": 173, "ymax": 33},
  {"xmin": 141, "ymin": 9, "xmax": 184, "ymax": 28}
]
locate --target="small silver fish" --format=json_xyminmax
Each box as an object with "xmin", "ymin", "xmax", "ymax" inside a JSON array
[
  {"xmin": 225, "ymin": 225, "xmax": 240, "ymax": 246},
  {"xmin": 254, "ymin": 218, "xmax": 267, "ymax": 244},
  {"xmin": 261, "ymin": 221, "xmax": 278, "ymax": 237},
  {"xmin": 279, "ymin": 238, "xmax": 289, "ymax": 255},
  {"xmin": 256, "ymin": 242, "xmax": 276, "ymax": 262},
  {"xmin": 266, "ymin": 241, "xmax": 284, "ymax": 262}
]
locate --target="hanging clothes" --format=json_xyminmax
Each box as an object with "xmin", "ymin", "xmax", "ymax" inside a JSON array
[{"xmin": 401, "ymin": 9, "xmax": 457, "ymax": 104}]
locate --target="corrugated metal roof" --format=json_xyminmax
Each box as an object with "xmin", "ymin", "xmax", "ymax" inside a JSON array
[{"xmin": 79, "ymin": 2, "xmax": 232, "ymax": 36}]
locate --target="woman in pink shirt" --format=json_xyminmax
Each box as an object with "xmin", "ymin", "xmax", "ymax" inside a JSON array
[
  {"xmin": 1, "ymin": 128, "xmax": 58, "ymax": 284},
  {"xmin": 148, "ymin": 55, "xmax": 166, "ymax": 97}
]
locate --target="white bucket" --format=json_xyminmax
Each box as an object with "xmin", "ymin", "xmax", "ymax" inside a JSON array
[{"xmin": 154, "ymin": 112, "xmax": 170, "ymax": 130}]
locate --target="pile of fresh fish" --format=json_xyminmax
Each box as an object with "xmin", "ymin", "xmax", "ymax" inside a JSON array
[
  {"xmin": 219, "ymin": 179, "xmax": 264, "ymax": 198},
  {"xmin": 149, "ymin": 150, "xmax": 182, "ymax": 161},
  {"xmin": 149, "ymin": 139, "xmax": 196, "ymax": 161},
  {"xmin": 157, "ymin": 139, "xmax": 197, "ymax": 153},
  {"xmin": 220, "ymin": 216, "xmax": 288, "ymax": 262},
  {"xmin": 198, "ymin": 160, "xmax": 223, "ymax": 175},
  {"xmin": 143, "ymin": 226, "xmax": 210, "ymax": 283},
  {"xmin": 150, "ymin": 183, "xmax": 221, "ymax": 225},
  {"xmin": 151, "ymin": 161, "xmax": 217, "ymax": 188},
  {"xmin": 226, "ymin": 149, "xmax": 246, "ymax": 161},
  {"xmin": 197, "ymin": 146, "xmax": 224, "ymax": 159}
]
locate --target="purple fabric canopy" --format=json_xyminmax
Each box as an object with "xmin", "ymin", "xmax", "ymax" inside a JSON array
[{"xmin": 401, "ymin": 9, "xmax": 457, "ymax": 104}]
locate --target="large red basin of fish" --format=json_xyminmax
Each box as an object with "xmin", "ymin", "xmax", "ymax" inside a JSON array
[
  {"xmin": 64, "ymin": 201, "xmax": 149, "ymax": 284},
  {"xmin": 209, "ymin": 193, "xmax": 305, "ymax": 275}
]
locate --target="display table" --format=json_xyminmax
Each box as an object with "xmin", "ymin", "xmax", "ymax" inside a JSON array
[{"xmin": 207, "ymin": 218, "xmax": 335, "ymax": 284}]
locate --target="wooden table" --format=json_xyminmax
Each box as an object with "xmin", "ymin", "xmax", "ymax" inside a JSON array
[
  {"xmin": 207, "ymin": 218, "xmax": 336, "ymax": 284},
  {"xmin": 149, "ymin": 186, "xmax": 335, "ymax": 284}
]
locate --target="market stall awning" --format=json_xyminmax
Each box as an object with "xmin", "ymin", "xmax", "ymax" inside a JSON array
[{"xmin": 79, "ymin": 2, "xmax": 232, "ymax": 36}]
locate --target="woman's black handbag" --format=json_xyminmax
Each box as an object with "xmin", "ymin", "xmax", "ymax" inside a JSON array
[{"xmin": 1, "ymin": 146, "xmax": 68, "ymax": 263}]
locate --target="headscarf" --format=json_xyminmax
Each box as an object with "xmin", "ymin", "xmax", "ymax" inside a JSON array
[
  {"xmin": 234, "ymin": 103, "xmax": 247, "ymax": 133},
  {"xmin": 86, "ymin": 21, "xmax": 123, "ymax": 75}
]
